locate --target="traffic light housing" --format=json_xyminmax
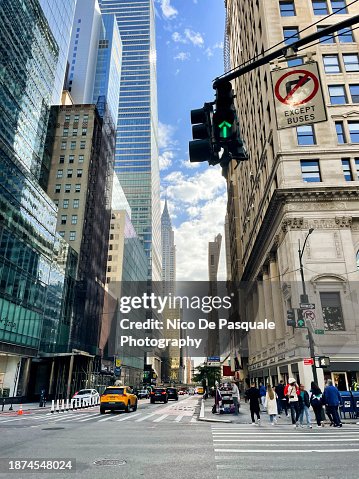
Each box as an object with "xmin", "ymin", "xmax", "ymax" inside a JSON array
[
  {"xmin": 286, "ymin": 309, "xmax": 296, "ymax": 327},
  {"xmin": 296, "ymin": 310, "xmax": 306, "ymax": 328},
  {"xmin": 213, "ymin": 81, "xmax": 248, "ymax": 166},
  {"xmin": 189, "ymin": 103, "xmax": 220, "ymax": 165}
]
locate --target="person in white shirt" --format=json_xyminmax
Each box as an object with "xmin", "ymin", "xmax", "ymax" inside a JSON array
[{"xmin": 231, "ymin": 381, "xmax": 240, "ymax": 416}]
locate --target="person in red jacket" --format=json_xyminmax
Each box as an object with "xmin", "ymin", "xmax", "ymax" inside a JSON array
[{"xmin": 284, "ymin": 378, "xmax": 300, "ymax": 427}]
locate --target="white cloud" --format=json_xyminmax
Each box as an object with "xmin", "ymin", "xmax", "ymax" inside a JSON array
[
  {"xmin": 174, "ymin": 52, "xmax": 190, "ymax": 61},
  {"xmin": 160, "ymin": 0, "xmax": 178, "ymax": 19},
  {"xmin": 205, "ymin": 41, "xmax": 224, "ymax": 58},
  {"xmin": 159, "ymin": 150, "xmax": 174, "ymax": 170},
  {"xmin": 172, "ymin": 29, "xmax": 204, "ymax": 47},
  {"xmin": 158, "ymin": 121, "xmax": 176, "ymax": 149},
  {"xmin": 184, "ymin": 29, "xmax": 204, "ymax": 47}
]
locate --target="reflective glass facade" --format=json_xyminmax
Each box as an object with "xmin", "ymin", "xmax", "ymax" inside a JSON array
[
  {"xmin": 39, "ymin": 0, "xmax": 77, "ymax": 105},
  {"xmin": 99, "ymin": 0, "xmax": 161, "ymax": 281}
]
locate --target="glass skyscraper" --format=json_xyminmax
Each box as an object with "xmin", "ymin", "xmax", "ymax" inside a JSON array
[
  {"xmin": 99, "ymin": 0, "xmax": 161, "ymax": 281},
  {"xmin": 38, "ymin": 0, "xmax": 77, "ymax": 105}
]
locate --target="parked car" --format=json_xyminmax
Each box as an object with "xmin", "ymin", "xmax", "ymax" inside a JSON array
[
  {"xmin": 137, "ymin": 389, "xmax": 149, "ymax": 399},
  {"xmin": 72, "ymin": 389, "xmax": 99, "ymax": 403},
  {"xmin": 166, "ymin": 387, "xmax": 178, "ymax": 401},
  {"xmin": 150, "ymin": 387, "xmax": 168, "ymax": 403},
  {"xmin": 100, "ymin": 386, "xmax": 137, "ymax": 414},
  {"xmin": 178, "ymin": 390, "xmax": 185, "ymax": 396}
]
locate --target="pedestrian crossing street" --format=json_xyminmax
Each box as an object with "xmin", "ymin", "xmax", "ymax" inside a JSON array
[
  {"xmin": 0, "ymin": 398, "xmax": 200, "ymax": 427},
  {"xmin": 211, "ymin": 424, "xmax": 359, "ymax": 478}
]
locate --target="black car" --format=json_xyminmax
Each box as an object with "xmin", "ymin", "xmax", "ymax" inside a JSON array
[
  {"xmin": 166, "ymin": 387, "xmax": 178, "ymax": 401},
  {"xmin": 150, "ymin": 387, "xmax": 168, "ymax": 403}
]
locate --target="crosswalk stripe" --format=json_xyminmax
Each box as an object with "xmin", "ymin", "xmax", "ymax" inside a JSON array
[
  {"xmin": 78, "ymin": 414, "xmax": 104, "ymax": 422},
  {"xmin": 135, "ymin": 413, "xmax": 158, "ymax": 422},
  {"xmin": 175, "ymin": 415, "xmax": 185, "ymax": 422},
  {"xmin": 212, "ymin": 432, "xmax": 359, "ymax": 436},
  {"xmin": 53, "ymin": 413, "xmax": 96, "ymax": 422},
  {"xmin": 213, "ymin": 438, "xmax": 359, "ymax": 442},
  {"xmin": 98, "ymin": 415, "xmax": 118, "ymax": 422},
  {"xmin": 153, "ymin": 414, "xmax": 168, "ymax": 422},
  {"xmin": 117, "ymin": 413, "xmax": 142, "ymax": 422}
]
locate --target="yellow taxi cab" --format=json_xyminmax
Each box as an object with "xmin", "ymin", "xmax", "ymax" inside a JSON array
[{"xmin": 100, "ymin": 386, "xmax": 138, "ymax": 414}]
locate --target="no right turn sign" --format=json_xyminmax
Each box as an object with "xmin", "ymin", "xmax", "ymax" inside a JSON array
[{"xmin": 271, "ymin": 62, "xmax": 327, "ymax": 130}]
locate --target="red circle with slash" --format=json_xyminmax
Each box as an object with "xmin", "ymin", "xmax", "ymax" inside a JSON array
[{"xmin": 274, "ymin": 69, "xmax": 319, "ymax": 106}]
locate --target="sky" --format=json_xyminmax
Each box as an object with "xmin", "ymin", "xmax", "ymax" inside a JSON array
[{"xmin": 154, "ymin": 0, "xmax": 227, "ymax": 281}]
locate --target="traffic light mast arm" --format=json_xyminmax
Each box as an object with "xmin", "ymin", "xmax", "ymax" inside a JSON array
[{"xmin": 213, "ymin": 14, "xmax": 359, "ymax": 88}]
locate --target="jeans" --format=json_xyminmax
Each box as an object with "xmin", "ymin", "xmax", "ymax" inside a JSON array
[
  {"xmin": 327, "ymin": 405, "xmax": 341, "ymax": 426},
  {"xmin": 289, "ymin": 401, "xmax": 300, "ymax": 424},
  {"xmin": 232, "ymin": 397, "xmax": 239, "ymax": 415},
  {"xmin": 299, "ymin": 405, "xmax": 311, "ymax": 426},
  {"xmin": 261, "ymin": 396, "xmax": 266, "ymax": 409},
  {"xmin": 269, "ymin": 414, "xmax": 277, "ymax": 423},
  {"xmin": 280, "ymin": 398, "xmax": 288, "ymax": 415}
]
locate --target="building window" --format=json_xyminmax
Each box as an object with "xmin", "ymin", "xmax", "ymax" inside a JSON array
[
  {"xmin": 83, "ymin": 114, "xmax": 89, "ymax": 122},
  {"xmin": 63, "ymin": 199, "xmax": 69, "ymax": 209},
  {"xmin": 59, "ymin": 156, "xmax": 65, "ymax": 164},
  {"xmin": 328, "ymin": 85, "xmax": 347, "ymax": 104},
  {"xmin": 80, "ymin": 141, "xmax": 86, "ymax": 149},
  {"xmin": 70, "ymin": 141, "xmax": 76, "ymax": 150},
  {"xmin": 69, "ymin": 155, "xmax": 74, "ymax": 164},
  {"xmin": 107, "ymin": 266, "xmax": 112, "ymax": 273},
  {"xmin": 73, "ymin": 199, "xmax": 79, "ymax": 208},
  {"xmin": 72, "ymin": 129, "xmax": 78, "ymax": 136},
  {"xmin": 280, "ymin": 1, "xmax": 296, "ymax": 16},
  {"xmin": 283, "ymin": 27, "xmax": 299, "ymax": 45},
  {"xmin": 300, "ymin": 160, "xmax": 321, "ymax": 182},
  {"xmin": 61, "ymin": 141, "xmax": 67, "ymax": 150},
  {"xmin": 317, "ymin": 25, "xmax": 334, "ymax": 43},
  {"xmin": 63, "ymin": 128, "xmax": 69, "ymax": 137},
  {"xmin": 323, "ymin": 54, "xmax": 340, "ymax": 73},
  {"xmin": 108, "ymin": 255, "xmax": 113, "ymax": 262},
  {"xmin": 297, "ymin": 125, "xmax": 316, "ymax": 145},
  {"xmin": 320, "ymin": 292, "xmax": 345, "ymax": 330},
  {"xmin": 82, "ymin": 128, "xmax": 87, "ymax": 136},
  {"xmin": 65, "ymin": 184, "xmax": 71, "ymax": 193},
  {"xmin": 74, "ymin": 115, "xmax": 80, "ymax": 123},
  {"xmin": 59, "ymin": 231, "xmax": 65, "ymax": 238},
  {"xmin": 343, "ymin": 54, "xmax": 359, "ymax": 72},
  {"xmin": 55, "ymin": 184, "xmax": 61, "ymax": 193},
  {"xmin": 341, "ymin": 159, "xmax": 353, "ymax": 180},
  {"xmin": 75, "ymin": 184, "xmax": 81, "ymax": 192},
  {"xmin": 348, "ymin": 122, "xmax": 359, "ymax": 142},
  {"xmin": 77, "ymin": 169, "xmax": 83, "ymax": 178},
  {"xmin": 355, "ymin": 158, "xmax": 359, "ymax": 179},
  {"xmin": 335, "ymin": 122, "xmax": 346, "ymax": 143},
  {"xmin": 312, "ymin": 0, "xmax": 329, "ymax": 15},
  {"xmin": 78, "ymin": 155, "xmax": 84, "ymax": 163},
  {"xmin": 56, "ymin": 170, "xmax": 63, "ymax": 178},
  {"xmin": 71, "ymin": 215, "xmax": 78, "ymax": 225},
  {"xmin": 61, "ymin": 215, "xmax": 67, "ymax": 225},
  {"xmin": 54, "ymin": 200, "xmax": 59, "ymax": 207},
  {"xmin": 338, "ymin": 27, "xmax": 354, "ymax": 42},
  {"xmin": 349, "ymin": 85, "xmax": 359, "ymax": 103},
  {"xmin": 67, "ymin": 169, "xmax": 73, "ymax": 178},
  {"xmin": 69, "ymin": 231, "xmax": 76, "ymax": 241},
  {"xmin": 331, "ymin": 0, "xmax": 347, "ymax": 13},
  {"xmin": 65, "ymin": 115, "xmax": 70, "ymax": 122}
]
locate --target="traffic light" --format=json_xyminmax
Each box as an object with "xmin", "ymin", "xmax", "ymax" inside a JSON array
[
  {"xmin": 213, "ymin": 81, "xmax": 247, "ymax": 166},
  {"xmin": 189, "ymin": 103, "xmax": 220, "ymax": 165},
  {"xmin": 286, "ymin": 309, "xmax": 296, "ymax": 327},
  {"xmin": 296, "ymin": 310, "xmax": 306, "ymax": 328}
]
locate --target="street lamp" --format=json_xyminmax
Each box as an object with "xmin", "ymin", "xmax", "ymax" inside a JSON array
[
  {"xmin": 298, "ymin": 228, "xmax": 314, "ymax": 304},
  {"xmin": 298, "ymin": 228, "xmax": 318, "ymax": 384}
]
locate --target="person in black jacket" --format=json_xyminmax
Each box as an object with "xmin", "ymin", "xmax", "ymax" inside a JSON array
[
  {"xmin": 298, "ymin": 384, "xmax": 312, "ymax": 428},
  {"xmin": 245, "ymin": 383, "xmax": 261, "ymax": 425},
  {"xmin": 275, "ymin": 380, "xmax": 288, "ymax": 417}
]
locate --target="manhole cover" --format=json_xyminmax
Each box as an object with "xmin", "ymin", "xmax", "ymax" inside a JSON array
[
  {"xmin": 94, "ymin": 460, "xmax": 126, "ymax": 467},
  {"xmin": 42, "ymin": 427, "xmax": 65, "ymax": 431}
]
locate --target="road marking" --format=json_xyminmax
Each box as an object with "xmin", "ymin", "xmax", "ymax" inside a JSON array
[
  {"xmin": 214, "ymin": 448, "xmax": 359, "ymax": 453},
  {"xmin": 117, "ymin": 413, "xmax": 142, "ymax": 422},
  {"xmin": 78, "ymin": 414, "xmax": 107, "ymax": 422},
  {"xmin": 153, "ymin": 414, "xmax": 168, "ymax": 422},
  {"xmin": 135, "ymin": 413, "xmax": 158, "ymax": 422},
  {"xmin": 175, "ymin": 415, "xmax": 184, "ymax": 422},
  {"xmin": 191, "ymin": 417, "xmax": 197, "ymax": 423},
  {"xmin": 98, "ymin": 414, "xmax": 119, "ymax": 422},
  {"xmin": 53, "ymin": 413, "xmax": 96, "ymax": 422},
  {"xmin": 213, "ymin": 438, "xmax": 359, "ymax": 442},
  {"xmin": 212, "ymin": 432, "xmax": 359, "ymax": 436},
  {"xmin": 0, "ymin": 418, "xmax": 22, "ymax": 423}
]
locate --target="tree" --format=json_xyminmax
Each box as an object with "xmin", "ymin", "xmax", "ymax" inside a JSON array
[{"xmin": 192, "ymin": 365, "xmax": 221, "ymax": 389}]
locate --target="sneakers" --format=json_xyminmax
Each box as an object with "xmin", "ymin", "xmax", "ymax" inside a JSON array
[
  {"xmin": 294, "ymin": 423, "xmax": 299, "ymax": 428},
  {"xmin": 257, "ymin": 419, "xmax": 261, "ymax": 425},
  {"xmin": 277, "ymin": 415, "xmax": 281, "ymax": 418},
  {"xmin": 286, "ymin": 414, "xmax": 290, "ymax": 418},
  {"xmin": 308, "ymin": 425, "xmax": 312, "ymax": 429},
  {"xmin": 251, "ymin": 422, "xmax": 256, "ymax": 425},
  {"xmin": 300, "ymin": 425, "xmax": 304, "ymax": 428}
]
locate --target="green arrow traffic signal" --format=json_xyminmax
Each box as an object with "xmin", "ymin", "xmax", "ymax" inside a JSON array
[
  {"xmin": 297, "ymin": 318, "xmax": 305, "ymax": 328},
  {"xmin": 218, "ymin": 120, "xmax": 232, "ymax": 139}
]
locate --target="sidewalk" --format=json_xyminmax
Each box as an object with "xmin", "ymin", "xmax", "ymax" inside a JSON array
[
  {"xmin": 0, "ymin": 402, "xmax": 50, "ymax": 415},
  {"xmin": 199, "ymin": 397, "xmax": 359, "ymax": 425}
]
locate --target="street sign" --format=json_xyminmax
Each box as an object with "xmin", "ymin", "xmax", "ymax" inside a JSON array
[
  {"xmin": 271, "ymin": 62, "xmax": 327, "ymax": 130},
  {"xmin": 315, "ymin": 329, "xmax": 325, "ymax": 335},
  {"xmin": 207, "ymin": 356, "xmax": 220, "ymax": 362},
  {"xmin": 300, "ymin": 303, "xmax": 315, "ymax": 309},
  {"xmin": 207, "ymin": 361, "xmax": 221, "ymax": 367},
  {"xmin": 302, "ymin": 309, "xmax": 316, "ymax": 321},
  {"xmin": 304, "ymin": 358, "xmax": 314, "ymax": 366}
]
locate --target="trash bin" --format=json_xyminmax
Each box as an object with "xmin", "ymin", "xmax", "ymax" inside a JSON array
[
  {"xmin": 351, "ymin": 391, "xmax": 359, "ymax": 418},
  {"xmin": 339, "ymin": 391, "xmax": 355, "ymax": 419}
]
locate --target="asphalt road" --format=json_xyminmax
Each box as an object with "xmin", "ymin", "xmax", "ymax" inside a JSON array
[{"xmin": 1, "ymin": 396, "xmax": 359, "ymax": 479}]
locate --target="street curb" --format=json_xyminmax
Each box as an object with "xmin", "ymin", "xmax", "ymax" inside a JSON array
[
  {"xmin": 198, "ymin": 417, "xmax": 232, "ymax": 423},
  {"xmin": 199, "ymin": 399, "xmax": 205, "ymax": 419}
]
